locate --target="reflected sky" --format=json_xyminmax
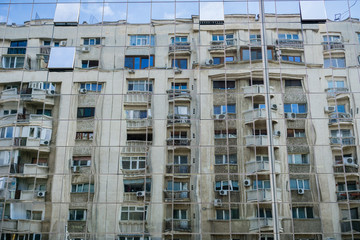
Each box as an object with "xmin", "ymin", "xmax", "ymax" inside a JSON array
[{"xmin": 0, "ymin": 0, "xmax": 358, "ymax": 25}]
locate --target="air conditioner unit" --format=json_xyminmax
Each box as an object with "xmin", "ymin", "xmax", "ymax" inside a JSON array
[
  {"xmin": 219, "ymin": 114, "xmax": 226, "ymax": 119},
  {"xmin": 219, "ymin": 190, "xmax": 228, "ymax": 196},
  {"xmin": 344, "ymin": 157, "xmax": 355, "ymax": 165},
  {"xmin": 297, "ymin": 188, "xmax": 305, "ymax": 194},
  {"xmin": 174, "ymin": 68, "xmax": 182, "ymax": 74},
  {"xmin": 59, "ymin": 41, "xmax": 67, "ymax": 47},
  {"xmin": 128, "ymin": 69, "xmax": 135, "ymax": 74},
  {"xmin": 244, "ymin": 179, "xmax": 251, "ymax": 187},
  {"xmin": 325, "ymin": 106, "xmax": 336, "ymax": 113},
  {"xmin": 81, "ymin": 46, "xmax": 90, "ymax": 52},
  {"xmin": 29, "ymin": 82, "xmax": 42, "ymax": 89},
  {"xmin": 37, "ymin": 191, "xmax": 46, "ymax": 197},
  {"xmin": 275, "ymin": 131, "xmax": 281, "ymax": 136},
  {"xmin": 205, "ymin": 59, "xmax": 213, "ymax": 65},
  {"xmin": 40, "ymin": 140, "xmax": 49, "ymax": 145},
  {"xmin": 271, "ymin": 104, "xmax": 277, "ymax": 110},
  {"xmin": 136, "ymin": 191, "xmax": 145, "ymax": 197},
  {"xmin": 79, "ymin": 88, "xmax": 87, "ymax": 94},
  {"xmin": 285, "ymin": 112, "xmax": 296, "ymax": 120},
  {"xmin": 214, "ymin": 199, "xmax": 222, "ymax": 206},
  {"xmin": 47, "ymin": 89, "xmax": 55, "ymax": 95}
]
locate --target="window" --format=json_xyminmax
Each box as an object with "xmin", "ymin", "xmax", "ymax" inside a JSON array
[
  {"xmin": 83, "ymin": 38, "xmax": 101, "ymax": 45},
  {"xmin": 172, "ymin": 59, "xmax": 187, "ymax": 69},
  {"xmin": 171, "ymin": 36, "xmax": 188, "ymax": 43},
  {"xmin": 338, "ymin": 181, "xmax": 357, "ymax": 191},
  {"xmin": 82, "ymin": 60, "xmax": 99, "ymax": 69},
  {"xmin": 130, "ymin": 35, "xmax": 155, "ymax": 46},
  {"xmin": 331, "ymin": 129, "xmax": 351, "ymax": 138},
  {"xmin": 167, "ymin": 181, "xmax": 188, "ymax": 191},
  {"xmin": 256, "ymin": 155, "xmax": 269, "ymax": 162},
  {"xmin": 8, "ymin": 40, "xmax": 27, "ymax": 54},
  {"xmin": 212, "ymin": 34, "xmax": 234, "ymax": 43},
  {"xmin": 26, "ymin": 210, "xmax": 43, "ymax": 220},
  {"xmin": 80, "ymin": 83, "xmax": 102, "ymax": 92},
  {"xmin": 285, "ymin": 80, "xmax": 302, "ymax": 87},
  {"xmin": 290, "ymin": 179, "xmax": 310, "ymax": 190},
  {"xmin": 292, "ymin": 207, "xmax": 314, "ymax": 219},
  {"xmin": 241, "ymin": 48, "xmax": 273, "ymax": 61},
  {"xmin": 253, "ymin": 180, "xmax": 270, "ymax": 189},
  {"xmin": 128, "ymin": 80, "xmax": 153, "ymax": 92},
  {"xmin": 253, "ymin": 129, "xmax": 267, "ymax": 136},
  {"xmin": 2, "ymin": 56, "xmax": 25, "ymax": 69},
  {"xmin": 174, "ymin": 106, "xmax": 188, "ymax": 115},
  {"xmin": 69, "ymin": 209, "xmax": 87, "ymax": 221},
  {"xmin": 174, "ymin": 155, "xmax": 188, "ymax": 165},
  {"xmin": 282, "ymin": 55, "xmax": 301, "ymax": 63},
  {"xmin": 215, "ymin": 180, "xmax": 239, "ymax": 191},
  {"xmin": 0, "ymin": 127, "xmax": 14, "ymax": 139},
  {"xmin": 120, "ymin": 206, "xmax": 147, "ymax": 221},
  {"xmin": 0, "ymin": 151, "xmax": 11, "ymax": 166},
  {"xmin": 213, "ymin": 81, "xmax": 235, "ymax": 89},
  {"xmin": 72, "ymin": 156, "xmax": 91, "ymax": 167},
  {"xmin": 213, "ymin": 104, "xmax": 236, "ymax": 114},
  {"xmin": 3, "ymin": 109, "xmax": 17, "ymax": 115},
  {"xmin": 170, "ymin": 131, "xmax": 187, "ymax": 139},
  {"xmin": 250, "ymin": 34, "xmax": 261, "ymax": 42},
  {"xmin": 124, "ymin": 179, "xmax": 151, "ymax": 192},
  {"xmin": 77, "ymin": 107, "xmax": 95, "ymax": 118},
  {"xmin": 216, "ymin": 209, "xmax": 239, "ymax": 220},
  {"xmin": 171, "ymin": 82, "xmax": 187, "ymax": 90},
  {"xmin": 358, "ymin": 33, "xmax": 360, "ymax": 43},
  {"xmin": 76, "ymin": 132, "xmax": 93, "ymax": 140},
  {"xmin": 125, "ymin": 56, "xmax": 154, "ymax": 69},
  {"xmin": 71, "ymin": 183, "xmax": 94, "ymax": 193},
  {"xmin": 323, "ymin": 35, "xmax": 341, "ymax": 42},
  {"xmin": 122, "ymin": 157, "xmax": 146, "ymax": 170},
  {"xmin": 118, "ymin": 236, "xmax": 150, "ymax": 240},
  {"xmin": 287, "ymin": 129, "xmax": 306, "ymax": 138},
  {"xmin": 288, "ymin": 154, "xmax": 309, "ymax": 164},
  {"xmin": 284, "ymin": 104, "xmax": 307, "ymax": 113},
  {"xmin": 36, "ymin": 109, "xmax": 52, "ymax": 116},
  {"xmin": 257, "ymin": 208, "xmax": 273, "ymax": 218},
  {"xmin": 254, "ymin": 103, "xmax": 265, "ymax": 109},
  {"xmin": 214, "ymin": 129, "xmax": 237, "ymax": 139},
  {"xmin": 173, "ymin": 209, "xmax": 187, "ymax": 220},
  {"xmin": 328, "ymin": 80, "xmax": 345, "ymax": 89},
  {"xmin": 324, "ymin": 58, "xmax": 346, "ymax": 68},
  {"xmin": 278, "ymin": 34, "xmax": 299, "ymax": 40},
  {"xmin": 213, "ymin": 56, "xmax": 234, "ymax": 65},
  {"xmin": 215, "ymin": 154, "xmax": 237, "ymax": 164},
  {"xmin": 125, "ymin": 110, "xmax": 150, "ymax": 119}
]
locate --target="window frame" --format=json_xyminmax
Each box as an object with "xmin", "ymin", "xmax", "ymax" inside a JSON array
[
  {"xmin": 68, "ymin": 209, "xmax": 87, "ymax": 221},
  {"xmin": 125, "ymin": 56, "xmax": 154, "ymax": 69},
  {"xmin": 130, "ymin": 35, "xmax": 155, "ymax": 46},
  {"xmin": 171, "ymin": 58, "xmax": 188, "ymax": 69},
  {"xmin": 71, "ymin": 183, "xmax": 95, "ymax": 193},
  {"xmin": 75, "ymin": 132, "xmax": 94, "ymax": 140},
  {"xmin": 128, "ymin": 80, "xmax": 153, "ymax": 92},
  {"xmin": 120, "ymin": 206, "xmax": 147, "ymax": 221},
  {"xmin": 77, "ymin": 107, "xmax": 95, "ymax": 118},
  {"xmin": 2, "ymin": 56, "xmax": 25, "ymax": 69},
  {"xmin": 215, "ymin": 180, "xmax": 239, "ymax": 191},
  {"xmin": 215, "ymin": 154, "xmax": 237, "ymax": 165},
  {"xmin": 122, "ymin": 156, "xmax": 146, "ymax": 170},
  {"xmin": 83, "ymin": 38, "xmax": 101, "ymax": 46},
  {"xmin": 80, "ymin": 83, "xmax": 102, "ymax": 92},
  {"xmin": 288, "ymin": 154, "xmax": 309, "ymax": 164},
  {"xmin": 290, "ymin": 179, "xmax": 310, "ymax": 190},
  {"xmin": 292, "ymin": 207, "xmax": 314, "ymax": 219},
  {"xmin": 81, "ymin": 60, "xmax": 99, "ymax": 69}
]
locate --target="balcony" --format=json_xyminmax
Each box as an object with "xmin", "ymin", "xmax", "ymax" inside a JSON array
[
  {"xmin": 164, "ymin": 190, "xmax": 190, "ymax": 201},
  {"xmin": 167, "ymin": 114, "xmax": 191, "ymax": 125},
  {"xmin": 276, "ymin": 39, "xmax": 304, "ymax": 49},
  {"xmin": 243, "ymin": 109, "xmax": 277, "ymax": 123},
  {"xmin": 166, "ymin": 138, "xmax": 191, "ymax": 147},
  {"xmin": 124, "ymin": 92, "xmax": 151, "ymax": 105},
  {"xmin": 209, "ymin": 39, "xmax": 237, "ymax": 52},
  {"xmin": 245, "ymin": 160, "xmax": 281, "ymax": 174},
  {"xmin": 169, "ymin": 42, "xmax": 191, "ymax": 54},
  {"xmin": 250, "ymin": 38, "xmax": 262, "ymax": 46},
  {"xmin": 126, "ymin": 119, "xmax": 152, "ymax": 129},
  {"xmin": 10, "ymin": 137, "xmax": 50, "ymax": 151},
  {"xmin": 0, "ymin": 219, "xmax": 42, "ymax": 232},
  {"xmin": 123, "ymin": 192, "xmax": 151, "ymax": 202},
  {"xmin": 330, "ymin": 137, "xmax": 355, "ymax": 146},
  {"xmin": 122, "ymin": 140, "xmax": 152, "ymax": 153},
  {"xmin": 249, "ymin": 217, "xmax": 281, "ymax": 232},
  {"xmin": 166, "ymin": 164, "xmax": 191, "ymax": 174},
  {"xmin": 21, "ymin": 164, "xmax": 49, "ymax": 178},
  {"xmin": 0, "ymin": 114, "xmax": 52, "ymax": 128},
  {"xmin": 20, "ymin": 88, "xmax": 55, "ymax": 105},
  {"xmin": 328, "ymin": 113, "xmax": 352, "ymax": 125},
  {"xmin": 337, "ymin": 190, "xmax": 360, "ymax": 201},
  {"xmin": 164, "ymin": 219, "xmax": 191, "ymax": 232},
  {"xmin": 119, "ymin": 221, "xmax": 147, "ymax": 233},
  {"xmin": 167, "ymin": 89, "xmax": 191, "ymax": 101},
  {"xmin": 245, "ymin": 135, "xmax": 279, "ymax": 147},
  {"xmin": 40, "ymin": 46, "xmax": 51, "ymax": 55},
  {"xmin": 333, "ymin": 163, "xmax": 358, "ymax": 174},
  {"xmin": 325, "ymin": 87, "xmax": 349, "ymax": 99},
  {"xmin": 322, "ymin": 42, "xmax": 345, "ymax": 51},
  {"xmin": 19, "ymin": 190, "xmax": 45, "ymax": 200},
  {"xmin": 341, "ymin": 219, "xmax": 360, "ymax": 232},
  {"xmin": 0, "ymin": 88, "xmax": 19, "ymax": 102},
  {"xmin": 243, "ymin": 85, "xmax": 274, "ymax": 98},
  {"xmin": 246, "ymin": 189, "xmax": 282, "ymax": 202}
]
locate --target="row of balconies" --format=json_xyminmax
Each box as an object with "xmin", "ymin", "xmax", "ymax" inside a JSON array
[{"xmin": 0, "ymin": 88, "xmax": 55, "ymax": 105}]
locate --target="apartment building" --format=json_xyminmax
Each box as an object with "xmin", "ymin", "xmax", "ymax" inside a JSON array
[{"xmin": 0, "ymin": 1, "xmax": 360, "ymax": 240}]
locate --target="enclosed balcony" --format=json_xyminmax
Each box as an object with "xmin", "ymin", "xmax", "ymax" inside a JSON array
[
  {"xmin": 124, "ymin": 92, "xmax": 151, "ymax": 105},
  {"xmin": 166, "ymin": 164, "xmax": 191, "ymax": 174},
  {"xmin": 341, "ymin": 219, "xmax": 360, "ymax": 232},
  {"xmin": 164, "ymin": 190, "xmax": 190, "ymax": 201},
  {"xmin": 246, "ymin": 189, "xmax": 282, "ymax": 202},
  {"xmin": 121, "ymin": 140, "xmax": 152, "ymax": 153},
  {"xmin": 245, "ymin": 135, "xmax": 279, "ymax": 147},
  {"xmin": 167, "ymin": 114, "xmax": 191, "ymax": 125},
  {"xmin": 248, "ymin": 217, "xmax": 282, "ymax": 232},
  {"xmin": 126, "ymin": 119, "xmax": 152, "ymax": 129},
  {"xmin": 245, "ymin": 160, "xmax": 281, "ymax": 174},
  {"xmin": 243, "ymin": 85, "xmax": 274, "ymax": 98},
  {"xmin": 209, "ymin": 39, "xmax": 237, "ymax": 52},
  {"xmin": 276, "ymin": 39, "xmax": 304, "ymax": 49},
  {"xmin": 328, "ymin": 113, "xmax": 352, "ymax": 125},
  {"xmin": 337, "ymin": 190, "xmax": 360, "ymax": 201},
  {"xmin": 0, "ymin": 88, "xmax": 20, "ymax": 102},
  {"xmin": 322, "ymin": 41, "xmax": 345, "ymax": 51},
  {"xmin": 20, "ymin": 88, "xmax": 55, "ymax": 105},
  {"xmin": 20, "ymin": 164, "xmax": 49, "ymax": 178},
  {"xmin": 0, "ymin": 114, "xmax": 52, "ymax": 128},
  {"xmin": 169, "ymin": 42, "xmax": 191, "ymax": 54},
  {"xmin": 164, "ymin": 219, "xmax": 191, "ymax": 232},
  {"xmin": 325, "ymin": 87, "xmax": 349, "ymax": 99},
  {"xmin": 330, "ymin": 137, "xmax": 355, "ymax": 146},
  {"xmin": 243, "ymin": 109, "xmax": 277, "ymax": 123},
  {"xmin": 167, "ymin": 89, "xmax": 191, "ymax": 101},
  {"xmin": 11, "ymin": 137, "xmax": 50, "ymax": 152}
]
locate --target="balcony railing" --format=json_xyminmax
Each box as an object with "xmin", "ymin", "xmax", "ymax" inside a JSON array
[
  {"xmin": 122, "ymin": 140, "xmax": 152, "ymax": 153},
  {"xmin": 243, "ymin": 85, "xmax": 274, "ymax": 95},
  {"xmin": 0, "ymin": 114, "xmax": 53, "ymax": 128},
  {"xmin": 328, "ymin": 113, "xmax": 352, "ymax": 124},
  {"xmin": 166, "ymin": 138, "xmax": 191, "ymax": 146},
  {"xmin": 126, "ymin": 119, "xmax": 152, "ymax": 129},
  {"xmin": 322, "ymin": 42, "xmax": 345, "ymax": 51},
  {"xmin": 167, "ymin": 114, "xmax": 191, "ymax": 125},
  {"xmin": 249, "ymin": 217, "xmax": 278, "ymax": 231},
  {"xmin": 330, "ymin": 137, "xmax": 355, "ymax": 146},
  {"xmin": 169, "ymin": 42, "xmax": 191, "ymax": 52},
  {"xmin": 165, "ymin": 219, "xmax": 191, "ymax": 231},
  {"xmin": 166, "ymin": 164, "xmax": 191, "ymax": 174},
  {"xmin": 250, "ymin": 38, "xmax": 261, "ymax": 46},
  {"xmin": 337, "ymin": 190, "xmax": 360, "ymax": 201},
  {"xmin": 22, "ymin": 164, "xmax": 49, "ymax": 177},
  {"xmin": 325, "ymin": 87, "xmax": 349, "ymax": 98},
  {"xmin": 333, "ymin": 163, "xmax": 358, "ymax": 173},
  {"xmin": 164, "ymin": 190, "xmax": 190, "ymax": 200},
  {"xmin": 245, "ymin": 160, "xmax": 281, "ymax": 173},
  {"xmin": 341, "ymin": 219, "xmax": 360, "ymax": 232},
  {"xmin": 246, "ymin": 189, "xmax": 282, "ymax": 202},
  {"xmin": 0, "ymin": 88, "xmax": 19, "ymax": 101},
  {"xmin": 245, "ymin": 135, "xmax": 279, "ymax": 147},
  {"xmin": 276, "ymin": 39, "xmax": 304, "ymax": 48},
  {"xmin": 166, "ymin": 89, "xmax": 191, "ymax": 100},
  {"xmin": 124, "ymin": 92, "xmax": 151, "ymax": 104},
  {"xmin": 243, "ymin": 109, "xmax": 276, "ymax": 123},
  {"xmin": 210, "ymin": 39, "xmax": 236, "ymax": 50}
]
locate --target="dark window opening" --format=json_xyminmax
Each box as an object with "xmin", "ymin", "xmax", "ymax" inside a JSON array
[
  {"xmin": 77, "ymin": 107, "xmax": 95, "ymax": 118},
  {"xmin": 127, "ymin": 134, "xmax": 152, "ymax": 141},
  {"xmin": 125, "ymin": 56, "xmax": 154, "ymax": 69}
]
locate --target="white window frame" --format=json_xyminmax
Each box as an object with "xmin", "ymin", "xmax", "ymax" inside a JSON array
[
  {"xmin": 167, "ymin": 181, "xmax": 188, "ymax": 191},
  {"xmin": 253, "ymin": 180, "xmax": 271, "ymax": 189},
  {"xmin": 122, "ymin": 156, "xmax": 146, "ymax": 170},
  {"xmin": 290, "ymin": 179, "xmax": 310, "ymax": 190},
  {"xmin": 292, "ymin": 207, "xmax": 314, "ymax": 219},
  {"xmin": 323, "ymin": 35, "xmax": 341, "ymax": 42},
  {"xmin": 128, "ymin": 80, "xmax": 153, "ymax": 92},
  {"xmin": 120, "ymin": 206, "xmax": 147, "ymax": 221},
  {"xmin": 278, "ymin": 33, "xmax": 299, "ymax": 40},
  {"xmin": 215, "ymin": 154, "xmax": 237, "ymax": 164},
  {"xmin": 173, "ymin": 155, "xmax": 188, "ymax": 165},
  {"xmin": 214, "ymin": 129, "xmax": 237, "ymax": 139},
  {"xmin": 215, "ymin": 180, "xmax": 238, "ymax": 191},
  {"xmin": 0, "ymin": 126, "xmax": 15, "ymax": 139},
  {"xmin": 216, "ymin": 209, "xmax": 230, "ymax": 220},
  {"xmin": 125, "ymin": 110, "xmax": 150, "ymax": 119},
  {"xmin": 174, "ymin": 106, "xmax": 189, "ymax": 115},
  {"xmin": 327, "ymin": 80, "xmax": 345, "ymax": 89},
  {"xmin": 2, "ymin": 56, "xmax": 25, "ymax": 69},
  {"xmin": 130, "ymin": 35, "xmax": 153, "ymax": 46},
  {"xmin": 26, "ymin": 210, "xmax": 43, "ymax": 221},
  {"xmin": 68, "ymin": 209, "xmax": 87, "ymax": 221},
  {"xmin": 80, "ymin": 83, "xmax": 102, "ymax": 92},
  {"xmin": 256, "ymin": 155, "xmax": 269, "ymax": 162},
  {"xmin": 173, "ymin": 209, "xmax": 188, "ymax": 220},
  {"xmin": 71, "ymin": 183, "xmax": 94, "ymax": 193},
  {"xmin": 83, "ymin": 38, "xmax": 101, "ymax": 45},
  {"xmin": 288, "ymin": 154, "xmax": 309, "ymax": 164},
  {"xmin": 331, "ymin": 129, "xmax": 351, "ymax": 138},
  {"xmin": 170, "ymin": 131, "xmax": 188, "ymax": 139}
]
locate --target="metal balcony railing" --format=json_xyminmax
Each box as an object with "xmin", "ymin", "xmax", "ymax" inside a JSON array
[
  {"xmin": 322, "ymin": 41, "xmax": 345, "ymax": 51},
  {"xmin": 276, "ymin": 39, "xmax": 304, "ymax": 48},
  {"xmin": 337, "ymin": 190, "xmax": 360, "ymax": 201},
  {"xmin": 166, "ymin": 164, "xmax": 191, "ymax": 174},
  {"xmin": 169, "ymin": 42, "xmax": 191, "ymax": 52}
]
